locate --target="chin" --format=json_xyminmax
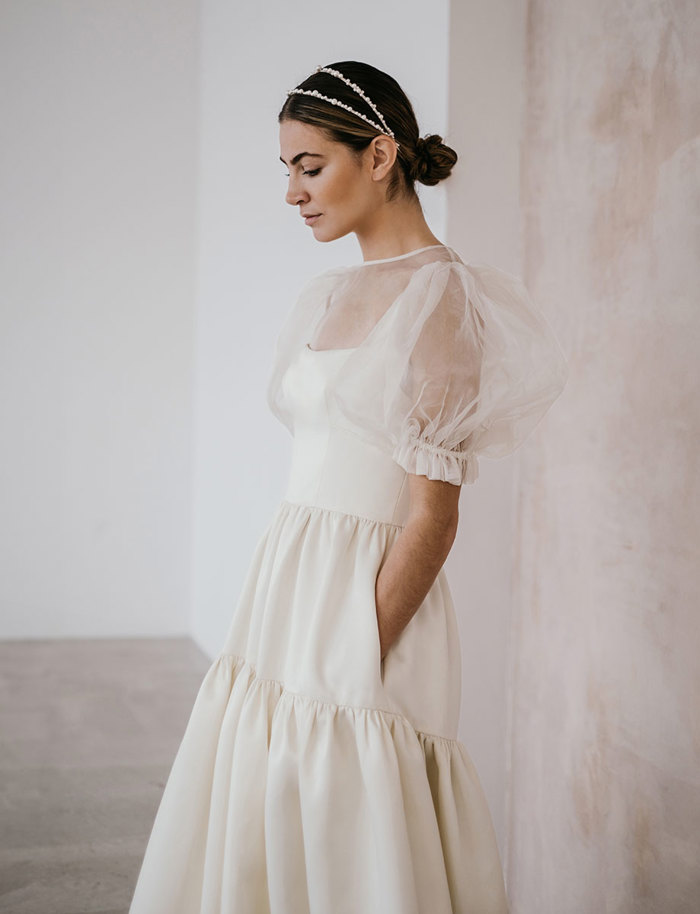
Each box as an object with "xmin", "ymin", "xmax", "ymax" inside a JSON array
[
  {"xmin": 310, "ymin": 228, "xmax": 334, "ymax": 243},
  {"xmin": 316, "ymin": 224, "xmax": 352, "ymax": 244}
]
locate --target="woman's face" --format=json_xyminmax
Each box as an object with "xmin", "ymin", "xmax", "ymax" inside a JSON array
[{"xmin": 279, "ymin": 119, "xmax": 391, "ymax": 243}]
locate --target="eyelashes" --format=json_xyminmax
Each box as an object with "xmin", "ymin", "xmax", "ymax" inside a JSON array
[{"xmin": 283, "ymin": 169, "xmax": 321, "ymax": 177}]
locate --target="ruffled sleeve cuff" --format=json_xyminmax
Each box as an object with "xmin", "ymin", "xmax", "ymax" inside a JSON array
[{"xmin": 392, "ymin": 420, "xmax": 479, "ymax": 486}]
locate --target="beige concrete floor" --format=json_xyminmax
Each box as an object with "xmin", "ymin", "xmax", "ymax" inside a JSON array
[{"xmin": 0, "ymin": 637, "xmax": 211, "ymax": 914}]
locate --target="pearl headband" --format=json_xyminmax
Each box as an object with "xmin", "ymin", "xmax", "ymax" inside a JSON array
[{"xmin": 286, "ymin": 64, "xmax": 400, "ymax": 149}]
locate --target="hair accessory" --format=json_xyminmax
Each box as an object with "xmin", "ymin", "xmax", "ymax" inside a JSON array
[{"xmin": 286, "ymin": 64, "xmax": 400, "ymax": 149}]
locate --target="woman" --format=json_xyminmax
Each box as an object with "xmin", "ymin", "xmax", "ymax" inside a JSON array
[{"xmin": 129, "ymin": 61, "xmax": 568, "ymax": 914}]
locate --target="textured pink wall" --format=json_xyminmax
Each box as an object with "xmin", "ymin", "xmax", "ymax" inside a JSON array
[{"xmin": 508, "ymin": 1, "xmax": 700, "ymax": 911}]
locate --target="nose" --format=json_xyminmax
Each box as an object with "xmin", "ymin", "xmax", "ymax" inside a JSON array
[{"xmin": 285, "ymin": 175, "xmax": 309, "ymax": 207}]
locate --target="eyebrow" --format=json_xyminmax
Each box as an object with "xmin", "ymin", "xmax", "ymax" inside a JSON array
[{"xmin": 279, "ymin": 152, "xmax": 325, "ymax": 166}]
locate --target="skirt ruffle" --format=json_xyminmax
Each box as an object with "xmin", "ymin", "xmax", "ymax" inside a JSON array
[{"xmin": 129, "ymin": 653, "xmax": 508, "ymax": 914}]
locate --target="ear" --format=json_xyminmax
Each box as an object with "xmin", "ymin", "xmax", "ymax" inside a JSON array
[{"xmin": 369, "ymin": 135, "xmax": 398, "ymax": 181}]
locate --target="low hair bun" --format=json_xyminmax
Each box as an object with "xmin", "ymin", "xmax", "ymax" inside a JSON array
[{"xmin": 409, "ymin": 133, "xmax": 458, "ymax": 186}]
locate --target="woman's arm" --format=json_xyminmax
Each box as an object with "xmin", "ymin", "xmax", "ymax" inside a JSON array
[{"xmin": 375, "ymin": 474, "xmax": 461, "ymax": 660}]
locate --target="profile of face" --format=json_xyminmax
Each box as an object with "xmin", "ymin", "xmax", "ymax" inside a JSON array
[{"xmin": 279, "ymin": 119, "xmax": 396, "ymax": 243}]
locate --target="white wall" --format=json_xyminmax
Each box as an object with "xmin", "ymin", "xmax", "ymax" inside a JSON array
[
  {"xmin": 446, "ymin": 0, "xmax": 527, "ymax": 858},
  {"xmin": 191, "ymin": 0, "xmax": 450, "ymax": 656},
  {"xmin": 0, "ymin": 1, "xmax": 199, "ymax": 638}
]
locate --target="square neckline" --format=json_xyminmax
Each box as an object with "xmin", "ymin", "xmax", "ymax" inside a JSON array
[{"xmin": 304, "ymin": 342, "xmax": 357, "ymax": 353}]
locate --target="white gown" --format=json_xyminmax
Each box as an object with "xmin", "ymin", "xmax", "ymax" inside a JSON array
[{"xmin": 128, "ymin": 243, "xmax": 568, "ymax": 914}]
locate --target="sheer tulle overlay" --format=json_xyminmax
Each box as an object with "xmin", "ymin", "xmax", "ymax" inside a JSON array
[
  {"xmin": 267, "ymin": 243, "xmax": 569, "ymax": 486},
  {"xmin": 129, "ymin": 244, "xmax": 567, "ymax": 913}
]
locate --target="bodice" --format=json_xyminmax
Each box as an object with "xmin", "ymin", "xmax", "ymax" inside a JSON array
[{"xmin": 281, "ymin": 345, "xmax": 412, "ymax": 527}]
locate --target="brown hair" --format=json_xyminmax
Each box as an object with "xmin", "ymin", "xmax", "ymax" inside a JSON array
[{"xmin": 279, "ymin": 61, "xmax": 458, "ymax": 203}]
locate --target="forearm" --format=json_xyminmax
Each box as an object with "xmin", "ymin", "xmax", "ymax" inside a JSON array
[{"xmin": 374, "ymin": 512, "xmax": 457, "ymax": 660}]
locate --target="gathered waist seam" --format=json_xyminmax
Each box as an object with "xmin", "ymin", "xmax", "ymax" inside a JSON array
[{"xmin": 278, "ymin": 498, "xmax": 406, "ymax": 530}]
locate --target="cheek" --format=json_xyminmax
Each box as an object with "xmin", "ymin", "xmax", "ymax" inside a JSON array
[{"xmin": 319, "ymin": 168, "xmax": 360, "ymax": 208}]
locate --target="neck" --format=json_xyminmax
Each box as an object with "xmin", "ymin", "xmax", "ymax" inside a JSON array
[{"xmin": 355, "ymin": 196, "xmax": 442, "ymax": 263}]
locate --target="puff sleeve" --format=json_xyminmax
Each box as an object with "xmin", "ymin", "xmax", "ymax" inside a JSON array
[{"xmin": 384, "ymin": 260, "xmax": 569, "ymax": 486}]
